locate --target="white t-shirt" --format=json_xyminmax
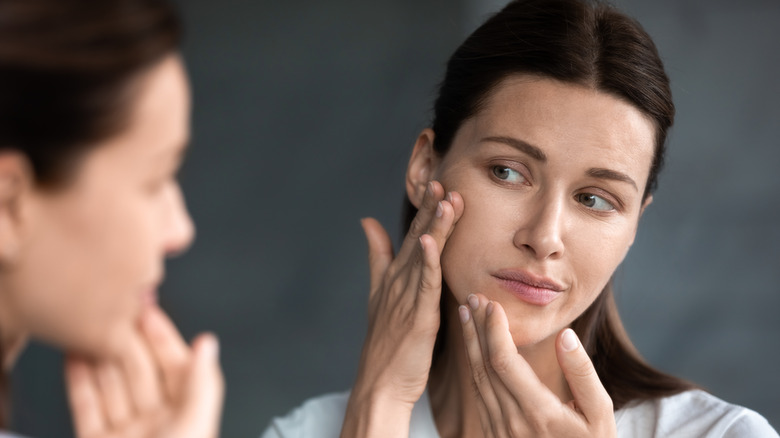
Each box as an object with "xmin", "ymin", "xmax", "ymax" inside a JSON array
[{"xmin": 261, "ymin": 389, "xmax": 777, "ymax": 438}]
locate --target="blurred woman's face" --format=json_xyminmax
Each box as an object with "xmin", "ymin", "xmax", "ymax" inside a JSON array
[
  {"xmin": 422, "ymin": 76, "xmax": 655, "ymax": 347},
  {"xmin": 4, "ymin": 55, "xmax": 193, "ymax": 358}
]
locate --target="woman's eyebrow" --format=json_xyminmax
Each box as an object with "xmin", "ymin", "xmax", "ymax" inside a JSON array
[
  {"xmin": 480, "ymin": 136, "xmax": 547, "ymax": 162},
  {"xmin": 587, "ymin": 168, "xmax": 638, "ymax": 191}
]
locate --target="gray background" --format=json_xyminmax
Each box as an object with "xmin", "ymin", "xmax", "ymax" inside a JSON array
[{"xmin": 10, "ymin": 0, "xmax": 779, "ymax": 436}]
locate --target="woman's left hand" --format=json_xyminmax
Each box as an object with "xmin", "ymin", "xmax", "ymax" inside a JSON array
[
  {"xmin": 459, "ymin": 294, "xmax": 616, "ymax": 438},
  {"xmin": 64, "ymin": 306, "xmax": 224, "ymax": 438}
]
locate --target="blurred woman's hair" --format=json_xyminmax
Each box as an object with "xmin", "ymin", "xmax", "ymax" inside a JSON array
[
  {"xmin": 403, "ymin": 0, "xmax": 695, "ymax": 410},
  {"xmin": 0, "ymin": 0, "xmax": 180, "ymax": 427}
]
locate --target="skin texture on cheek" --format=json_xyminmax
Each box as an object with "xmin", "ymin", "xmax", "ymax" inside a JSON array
[{"xmin": 428, "ymin": 78, "xmax": 653, "ymax": 349}]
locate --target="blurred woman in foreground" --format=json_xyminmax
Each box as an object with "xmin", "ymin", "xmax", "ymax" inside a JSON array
[{"xmin": 0, "ymin": 0, "xmax": 222, "ymax": 436}]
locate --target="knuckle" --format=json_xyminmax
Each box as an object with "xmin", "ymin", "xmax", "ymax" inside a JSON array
[
  {"xmin": 526, "ymin": 410, "xmax": 552, "ymax": 434},
  {"xmin": 418, "ymin": 271, "xmax": 441, "ymax": 292},
  {"xmin": 472, "ymin": 363, "xmax": 490, "ymax": 385},
  {"xmin": 408, "ymin": 215, "xmax": 426, "ymax": 237},
  {"xmin": 488, "ymin": 350, "xmax": 512, "ymax": 374},
  {"xmin": 411, "ymin": 250, "xmax": 424, "ymax": 269},
  {"xmin": 569, "ymin": 358, "xmax": 596, "ymax": 379},
  {"xmin": 508, "ymin": 419, "xmax": 529, "ymax": 437}
]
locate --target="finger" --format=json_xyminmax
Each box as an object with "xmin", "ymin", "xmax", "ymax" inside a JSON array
[
  {"xmin": 476, "ymin": 300, "xmax": 536, "ymax": 436},
  {"xmin": 556, "ymin": 328, "xmax": 613, "ymax": 421},
  {"xmin": 65, "ymin": 356, "xmax": 107, "ymax": 437},
  {"xmin": 447, "ymin": 190, "xmax": 465, "ymax": 224},
  {"xmin": 482, "ymin": 300, "xmax": 560, "ymax": 412},
  {"xmin": 459, "ymin": 300, "xmax": 505, "ymax": 435},
  {"xmin": 472, "ymin": 296, "xmax": 532, "ymax": 438},
  {"xmin": 94, "ymin": 361, "xmax": 132, "ymax": 428},
  {"xmin": 396, "ymin": 180, "xmax": 445, "ymax": 261},
  {"xmin": 361, "ymin": 217, "xmax": 394, "ymax": 297},
  {"xmin": 117, "ymin": 329, "xmax": 163, "ymax": 414},
  {"xmin": 421, "ymin": 196, "xmax": 457, "ymax": 256},
  {"xmin": 141, "ymin": 306, "xmax": 191, "ymax": 401},
  {"xmin": 415, "ymin": 233, "xmax": 444, "ymax": 311},
  {"xmin": 461, "ymin": 306, "xmax": 498, "ymax": 438},
  {"xmin": 175, "ymin": 333, "xmax": 224, "ymax": 438}
]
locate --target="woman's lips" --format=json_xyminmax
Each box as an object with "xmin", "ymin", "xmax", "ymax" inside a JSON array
[
  {"xmin": 140, "ymin": 286, "xmax": 158, "ymax": 308},
  {"xmin": 492, "ymin": 270, "xmax": 564, "ymax": 306}
]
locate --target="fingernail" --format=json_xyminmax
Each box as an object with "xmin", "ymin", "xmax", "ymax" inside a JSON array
[
  {"xmin": 486, "ymin": 301, "xmax": 494, "ymax": 316},
  {"xmin": 427, "ymin": 181, "xmax": 434, "ymax": 196},
  {"xmin": 419, "ymin": 235, "xmax": 426, "ymax": 251},
  {"xmin": 458, "ymin": 305, "xmax": 470, "ymax": 323},
  {"xmin": 446, "ymin": 192, "xmax": 454, "ymax": 203},
  {"xmin": 435, "ymin": 202, "xmax": 443, "ymax": 218},
  {"xmin": 467, "ymin": 294, "xmax": 479, "ymax": 310},
  {"xmin": 561, "ymin": 329, "xmax": 579, "ymax": 352},
  {"xmin": 201, "ymin": 334, "xmax": 220, "ymax": 360}
]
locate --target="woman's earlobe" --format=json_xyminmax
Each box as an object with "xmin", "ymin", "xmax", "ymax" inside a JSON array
[
  {"xmin": 0, "ymin": 152, "xmax": 31, "ymax": 263},
  {"xmin": 405, "ymin": 128, "xmax": 438, "ymax": 208}
]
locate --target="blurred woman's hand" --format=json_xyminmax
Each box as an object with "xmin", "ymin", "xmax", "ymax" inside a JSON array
[
  {"xmin": 341, "ymin": 180, "xmax": 464, "ymax": 438},
  {"xmin": 459, "ymin": 294, "xmax": 616, "ymax": 438},
  {"xmin": 65, "ymin": 306, "xmax": 224, "ymax": 438}
]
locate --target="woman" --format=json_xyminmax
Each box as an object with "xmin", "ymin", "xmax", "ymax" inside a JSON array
[
  {"xmin": 0, "ymin": 0, "xmax": 223, "ymax": 436},
  {"xmin": 262, "ymin": 0, "xmax": 778, "ymax": 437}
]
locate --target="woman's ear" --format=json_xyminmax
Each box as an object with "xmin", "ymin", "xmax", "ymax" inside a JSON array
[
  {"xmin": 405, "ymin": 128, "xmax": 439, "ymax": 208},
  {"xmin": 640, "ymin": 194, "xmax": 653, "ymax": 216},
  {"xmin": 0, "ymin": 151, "xmax": 32, "ymax": 264}
]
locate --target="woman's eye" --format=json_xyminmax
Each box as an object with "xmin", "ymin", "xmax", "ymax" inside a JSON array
[
  {"xmin": 576, "ymin": 193, "xmax": 615, "ymax": 211},
  {"xmin": 491, "ymin": 166, "xmax": 525, "ymax": 184}
]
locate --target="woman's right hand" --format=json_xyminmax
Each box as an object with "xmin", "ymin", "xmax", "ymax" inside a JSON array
[
  {"xmin": 64, "ymin": 306, "xmax": 224, "ymax": 438},
  {"xmin": 341, "ymin": 180, "xmax": 464, "ymax": 438}
]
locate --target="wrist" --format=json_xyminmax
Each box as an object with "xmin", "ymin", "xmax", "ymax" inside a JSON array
[{"xmin": 341, "ymin": 387, "xmax": 415, "ymax": 438}]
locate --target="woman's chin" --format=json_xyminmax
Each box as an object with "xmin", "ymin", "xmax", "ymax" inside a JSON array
[{"xmin": 55, "ymin": 322, "xmax": 136, "ymax": 360}]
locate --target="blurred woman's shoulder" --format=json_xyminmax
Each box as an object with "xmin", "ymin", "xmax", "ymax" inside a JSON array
[{"xmin": 616, "ymin": 389, "xmax": 777, "ymax": 437}]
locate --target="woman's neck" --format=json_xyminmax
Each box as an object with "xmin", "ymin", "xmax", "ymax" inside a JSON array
[
  {"xmin": 428, "ymin": 295, "xmax": 572, "ymax": 438},
  {"xmin": 0, "ymin": 293, "xmax": 28, "ymax": 371}
]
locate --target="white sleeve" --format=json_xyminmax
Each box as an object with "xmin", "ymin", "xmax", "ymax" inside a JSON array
[
  {"xmin": 722, "ymin": 409, "xmax": 779, "ymax": 438},
  {"xmin": 259, "ymin": 391, "xmax": 350, "ymax": 438}
]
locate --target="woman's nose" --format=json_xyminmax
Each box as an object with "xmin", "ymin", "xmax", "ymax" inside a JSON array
[
  {"xmin": 512, "ymin": 195, "xmax": 565, "ymax": 260},
  {"xmin": 163, "ymin": 183, "xmax": 195, "ymax": 257}
]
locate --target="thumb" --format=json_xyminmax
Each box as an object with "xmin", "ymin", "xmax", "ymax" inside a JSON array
[
  {"xmin": 556, "ymin": 328, "xmax": 613, "ymax": 421},
  {"xmin": 175, "ymin": 333, "xmax": 224, "ymax": 438}
]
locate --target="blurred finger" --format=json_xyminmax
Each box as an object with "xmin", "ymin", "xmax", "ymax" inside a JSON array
[
  {"xmin": 94, "ymin": 361, "xmax": 132, "ymax": 427},
  {"xmin": 176, "ymin": 333, "xmax": 224, "ymax": 438},
  {"xmin": 65, "ymin": 356, "xmax": 106, "ymax": 437},
  {"xmin": 141, "ymin": 306, "xmax": 191, "ymax": 401},
  {"xmin": 556, "ymin": 328, "xmax": 613, "ymax": 422},
  {"xmin": 118, "ymin": 330, "xmax": 162, "ymax": 414},
  {"xmin": 361, "ymin": 217, "xmax": 394, "ymax": 297}
]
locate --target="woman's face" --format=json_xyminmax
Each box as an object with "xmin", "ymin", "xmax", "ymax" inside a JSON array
[
  {"xmin": 4, "ymin": 55, "xmax": 193, "ymax": 358},
  {"xmin": 420, "ymin": 76, "xmax": 655, "ymax": 347}
]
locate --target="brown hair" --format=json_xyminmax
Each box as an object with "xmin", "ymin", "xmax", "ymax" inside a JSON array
[
  {"xmin": 0, "ymin": 0, "xmax": 181, "ymax": 427},
  {"xmin": 405, "ymin": 0, "xmax": 695, "ymax": 410}
]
